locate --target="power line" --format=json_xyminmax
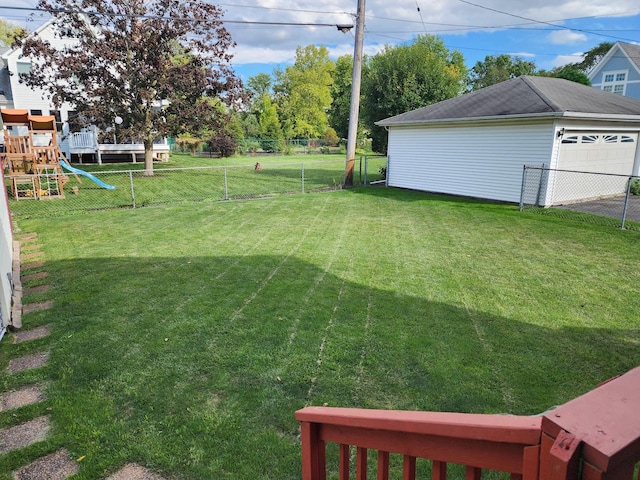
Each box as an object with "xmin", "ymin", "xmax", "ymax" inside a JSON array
[
  {"xmin": 455, "ymin": 0, "xmax": 640, "ymax": 43},
  {"xmin": 0, "ymin": 5, "xmax": 351, "ymax": 28}
]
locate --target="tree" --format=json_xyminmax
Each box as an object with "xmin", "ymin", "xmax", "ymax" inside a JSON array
[
  {"xmin": 577, "ymin": 42, "xmax": 613, "ymax": 72},
  {"xmin": 247, "ymin": 73, "xmax": 272, "ymax": 102},
  {"xmin": 362, "ymin": 35, "xmax": 467, "ymax": 153},
  {"xmin": 258, "ymin": 94, "xmax": 284, "ymax": 153},
  {"xmin": 328, "ymin": 54, "xmax": 354, "ymax": 140},
  {"xmin": 468, "ymin": 54, "xmax": 537, "ymax": 91},
  {"xmin": 551, "ymin": 65, "xmax": 591, "ymax": 85},
  {"xmin": 0, "ymin": 19, "xmax": 26, "ymax": 46},
  {"xmin": 21, "ymin": 0, "xmax": 243, "ymax": 175},
  {"xmin": 273, "ymin": 45, "xmax": 335, "ymax": 140}
]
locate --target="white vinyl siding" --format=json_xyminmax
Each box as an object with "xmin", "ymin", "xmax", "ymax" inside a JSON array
[{"xmin": 386, "ymin": 122, "xmax": 553, "ymax": 203}]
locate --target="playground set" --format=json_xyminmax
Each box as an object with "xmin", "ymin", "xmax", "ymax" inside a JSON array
[{"xmin": 1, "ymin": 109, "xmax": 114, "ymax": 200}]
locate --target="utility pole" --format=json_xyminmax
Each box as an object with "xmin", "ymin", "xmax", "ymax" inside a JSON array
[{"xmin": 344, "ymin": 0, "xmax": 366, "ymax": 187}]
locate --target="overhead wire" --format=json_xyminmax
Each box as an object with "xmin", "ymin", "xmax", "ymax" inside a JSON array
[{"xmin": 454, "ymin": 0, "xmax": 640, "ymax": 43}]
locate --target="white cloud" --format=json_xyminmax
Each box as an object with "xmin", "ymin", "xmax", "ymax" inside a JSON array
[
  {"xmin": 546, "ymin": 30, "xmax": 588, "ymax": 45},
  {"xmin": 551, "ymin": 53, "xmax": 585, "ymax": 67}
]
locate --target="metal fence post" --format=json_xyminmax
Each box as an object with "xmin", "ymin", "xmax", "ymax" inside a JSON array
[
  {"xmin": 302, "ymin": 163, "xmax": 305, "ymax": 193},
  {"xmin": 519, "ymin": 165, "xmax": 527, "ymax": 211},
  {"xmin": 621, "ymin": 176, "xmax": 632, "ymax": 229},
  {"xmin": 129, "ymin": 171, "xmax": 136, "ymax": 208},
  {"xmin": 364, "ymin": 155, "xmax": 368, "ymax": 185},
  {"xmin": 224, "ymin": 167, "xmax": 228, "ymax": 200}
]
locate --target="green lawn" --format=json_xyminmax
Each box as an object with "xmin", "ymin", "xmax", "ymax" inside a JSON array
[{"xmin": 1, "ymin": 187, "xmax": 639, "ymax": 479}]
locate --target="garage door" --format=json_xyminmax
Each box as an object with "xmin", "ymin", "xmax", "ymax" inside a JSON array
[
  {"xmin": 558, "ymin": 132, "xmax": 637, "ymax": 174},
  {"xmin": 551, "ymin": 132, "xmax": 638, "ymax": 204}
]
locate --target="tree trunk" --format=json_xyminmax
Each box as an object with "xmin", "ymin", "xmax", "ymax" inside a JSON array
[{"xmin": 143, "ymin": 137, "xmax": 155, "ymax": 176}]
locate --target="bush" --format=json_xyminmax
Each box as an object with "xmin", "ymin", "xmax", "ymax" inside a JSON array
[
  {"xmin": 209, "ymin": 135, "xmax": 237, "ymax": 157},
  {"xmin": 631, "ymin": 179, "xmax": 640, "ymax": 196}
]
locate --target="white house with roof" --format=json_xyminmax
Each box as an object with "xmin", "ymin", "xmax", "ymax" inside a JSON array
[
  {"xmin": 376, "ymin": 76, "xmax": 640, "ymax": 206},
  {"xmin": 588, "ymin": 42, "xmax": 640, "ymax": 99},
  {"xmin": 0, "ymin": 18, "xmax": 169, "ymax": 163},
  {"xmin": 0, "ymin": 19, "xmax": 78, "ymax": 156}
]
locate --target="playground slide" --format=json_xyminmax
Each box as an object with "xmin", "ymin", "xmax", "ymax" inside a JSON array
[{"xmin": 59, "ymin": 158, "xmax": 116, "ymax": 190}]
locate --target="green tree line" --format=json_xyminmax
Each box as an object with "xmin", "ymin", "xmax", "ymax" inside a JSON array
[{"xmin": 228, "ymin": 38, "xmax": 609, "ymax": 155}]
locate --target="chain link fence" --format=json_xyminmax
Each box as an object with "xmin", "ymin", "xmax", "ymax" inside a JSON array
[
  {"xmin": 520, "ymin": 165, "xmax": 640, "ymax": 231},
  {"xmin": 6, "ymin": 156, "xmax": 388, "ymax": 219}
]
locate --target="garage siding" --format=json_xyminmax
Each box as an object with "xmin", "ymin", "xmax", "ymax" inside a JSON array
[{"xmin": 387, "ymin": 123, "xmax": 554, "ymax": 203}]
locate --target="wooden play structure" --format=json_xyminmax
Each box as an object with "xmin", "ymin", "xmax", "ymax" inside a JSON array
[{"xmin": 1, "ymin": 109, "xmax": 68, "ymax": 199}]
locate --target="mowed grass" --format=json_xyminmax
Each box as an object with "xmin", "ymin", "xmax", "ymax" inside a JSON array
[{"xmin": 1, "ymin": 187, "xmax": 639, "ymax": 479}]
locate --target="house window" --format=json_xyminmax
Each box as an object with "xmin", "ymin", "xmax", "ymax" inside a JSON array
[
  {"xmin": 30, "ymin": 109, "xmax": 42, "ymax": 115},
  {"xmin": 16, "ymin": 62, "xmax": 32, "ymax": 74},
  {"xmin": 581, "ymin": 135, "xmax": 598, "ymax": 144},
  {"xmin": 621, "ymin": 135, "xmax": 635, "ymax": 143},
  {"xmin": 51, "ymin": 110, "xmax": 63, "ymax": 132},
  {"xmin": 561, "ymin": 135, "xmax": 579, "ymax": 144},
  {"xmin": 603, "ymin": 135, "xmax": 618, "ymax": 143},
  {"xmin": 601, "ymin": 69, "xmax": 628, "ymax": 95}
]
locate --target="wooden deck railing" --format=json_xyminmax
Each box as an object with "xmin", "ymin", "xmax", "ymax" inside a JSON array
[{"xmin": 296, "ymin": 366, "xmax": 640, "ymax": 480}]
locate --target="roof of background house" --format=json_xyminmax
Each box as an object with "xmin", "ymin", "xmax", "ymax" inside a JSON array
[
  {"xmin": 376, "ymin": 76, "xmax": 640, "ymax": 127},
  {"xmin": 618, "ymin": 42, "xmax": 640, "ymax": 72}
]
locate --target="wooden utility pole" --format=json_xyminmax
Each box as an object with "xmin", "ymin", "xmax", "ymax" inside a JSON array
[{"xmin": 344, "ymin": 0, "xmax": 366, "ymax": 187}]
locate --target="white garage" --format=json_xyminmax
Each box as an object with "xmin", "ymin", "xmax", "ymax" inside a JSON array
[{"xmin": 376, "ymin": 76, "xmax": 640, "ymax": 205}]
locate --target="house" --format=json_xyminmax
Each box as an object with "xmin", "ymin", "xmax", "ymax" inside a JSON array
[
  {"xmin": 588, "ymin": 42, "xmax": 640, "ymax": 99},
  {"xmin": 0, "ymin": 19, "xmax": 169, "ymax": 163},
  {"xmin": 376, "ymin": 76, "xmax": 640, "ymax": 206}
]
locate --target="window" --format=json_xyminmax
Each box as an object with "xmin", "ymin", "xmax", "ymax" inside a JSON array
[
  {"xmin": 561, "ymin": 135, "xmax": 579, "ymax": 144},
  {"xmin": 16, "ymin": 62, "xmax": 32, "ymax": 74},
  {"xmin": 51, "ymin": 110, "xmax": 63, "ymax": 132},
  {"xmin": 621, "ymin": 135, "xmax": 635, "ymax": 143},
  {"xmin": 581, "ymin": 135, "xmax": 598, "ymax": 144},
  {"xmin": 30, "ymin": 109, "xmax": 42, "ymax": 116},
  {"xmin": 601, "ymin": 69, "xmax": 628, "ymax": 95},
  {"xmin": 603, "ymin": 135, "xmax": 618, "ymax": 143}
]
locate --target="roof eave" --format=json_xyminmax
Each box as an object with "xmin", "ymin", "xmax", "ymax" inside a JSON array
[
  {"xmin": 376, "ymin": 111, "xmax": 563, "ymax": 127},
  {"xmin": 376, "ymin": 111, "xmax": 640, "ymax": 127}
]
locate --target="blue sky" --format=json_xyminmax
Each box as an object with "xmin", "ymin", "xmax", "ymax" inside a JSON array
[{"xmin": 2, "ymin": 1, "xmax": 640, "ymax": 82}]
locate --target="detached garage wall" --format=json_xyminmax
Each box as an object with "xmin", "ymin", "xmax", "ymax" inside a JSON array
[
  {"xmin": 0, "ymin": 171, "xmax": 12, "ymax": 341},
  {"xmin": 387, "ymin": 121, "xmax": 554, "ymax": 203}
]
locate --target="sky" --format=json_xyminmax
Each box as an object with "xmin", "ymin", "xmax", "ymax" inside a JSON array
[{"xmin": 1, "ymin": 0, "xmax": 639, "ymax": 82}]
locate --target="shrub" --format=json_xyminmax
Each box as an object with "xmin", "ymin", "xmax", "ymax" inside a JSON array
[
  {"xmin": 631, "ymin": 179, "xmax": 640, "ymax": 196},
  {"xmin": 209, "ymin": 135, "xmax": 237, "ymax": 157}
]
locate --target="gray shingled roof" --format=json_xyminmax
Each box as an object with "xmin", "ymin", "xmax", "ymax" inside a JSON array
[
  {"xmin": 619, "ymin": 42, "xmax": 640, "ymax": 72},
  {"xmin": 376, "ymin": 76, "xmax": 640, "ymax": 126}
]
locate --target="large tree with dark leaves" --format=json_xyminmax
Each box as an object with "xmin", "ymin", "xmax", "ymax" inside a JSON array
[{"xmin": 21, "ymin": 0, "xmax": 243, "ymax": 174}]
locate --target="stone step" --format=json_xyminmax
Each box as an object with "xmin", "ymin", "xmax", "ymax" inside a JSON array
[
  {"xmin": 14, "ymin": 325, "xmax": 50, "ymax": 344},
  {"xmin": 24, "ymin": 284, "xmax": 52, "ymax": 297},
  {"xmin": 0, "ymin": 385, "xmax": 45, "ymax": 411},
  {"xmin": 22, "ymin": 271, "xmax": 49, "ymax": 282},
  {"xmin": 107, "ymin": 463, "xmax": 167, "ymax": 480},
  {"xmin": 14, "ymin": 449, "xmax": 78, "ymax": 480},
  {"xmin": 7, "ymin": 352, "xmax": 49, "ymax": 374},
  {"xmin": 0, "ymin": 416, "xmax": 50, "ymax": 454},
  {"xmin": 22, "ymin": 300, "xmax": 54, "ymax": 315}
]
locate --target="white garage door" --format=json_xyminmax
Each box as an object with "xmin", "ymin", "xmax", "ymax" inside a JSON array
[
  {"xmin": 558, "ymin": 132, "xmax": 637, "ymax": 174},
  {"xmin": 552, "ymin": 132, "xmax": 638, "ymax": 204}
]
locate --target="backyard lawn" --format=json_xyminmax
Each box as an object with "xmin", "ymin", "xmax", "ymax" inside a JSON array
[{"xmin": 1, "ymin": 187, "xmax": 639, "ymax": 479}]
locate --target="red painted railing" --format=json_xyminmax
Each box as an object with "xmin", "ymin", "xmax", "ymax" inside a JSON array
[{"xmin": 296, "ymin": 366, "xmax": 640, "ymax": 480}]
